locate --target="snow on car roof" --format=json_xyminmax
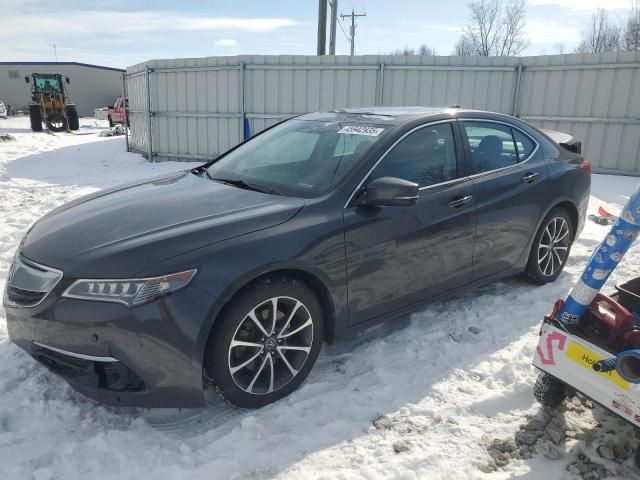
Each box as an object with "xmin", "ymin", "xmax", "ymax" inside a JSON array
[{"xmin": 297, "ymin": 106, "xmax": 468, "ymax": 125}]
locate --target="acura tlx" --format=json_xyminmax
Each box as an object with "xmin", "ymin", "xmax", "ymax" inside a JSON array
[{"xmin": 4, "ymin": 107, "xmax": 590, "ymax": 408}]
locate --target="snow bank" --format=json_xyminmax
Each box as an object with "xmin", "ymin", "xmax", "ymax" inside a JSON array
[{"xmin": 0, "ymin": 116, "xmax": 638, "ymax": 479}]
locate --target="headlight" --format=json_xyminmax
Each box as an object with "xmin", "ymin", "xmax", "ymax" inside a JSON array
[{"xmin": 62, "ymin": 269, "xmax": 197, "ymax": 307}]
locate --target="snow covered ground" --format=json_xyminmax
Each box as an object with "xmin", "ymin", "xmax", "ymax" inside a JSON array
[{"xmin": 1, "ymin": 115, "xmax": 639, "ymax": 480}]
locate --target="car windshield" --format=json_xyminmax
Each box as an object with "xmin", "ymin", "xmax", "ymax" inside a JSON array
[{"xmin": 206, "ymin": 119, "xmax": 389, "ymax": 197}]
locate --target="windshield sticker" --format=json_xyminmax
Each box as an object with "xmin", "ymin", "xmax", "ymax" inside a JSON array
[{"xmin": 338, "ymin": 126, "xmax": 384, "ymax": 136}]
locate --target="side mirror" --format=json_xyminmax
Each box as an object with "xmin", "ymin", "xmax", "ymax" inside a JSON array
[
  {"xmin": 25, "ymin": 76, "xmax": 30, "ymax": 83},
  {"xmin": 363, "ymin": 177, "xmax": 419, "ymax": 207}
]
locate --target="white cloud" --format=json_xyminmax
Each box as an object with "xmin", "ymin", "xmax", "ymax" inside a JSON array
[
  {"xmin": 0, "ymin": 43, "xmax": 145, "ymax": 67},
  {"xmin": 525, "ymin": 18, "xmax": 582, "ymax": 44},
  {"xmin": 0, "ymin": 11, "xmax": 298, "ymax": 36},
  {"xmin": 428, "ymin": 24, "xmax": 462, "ymax": 34},
  {"xmin": 528, "ymin": 0, "xmax": 631, "ymax": 10},
  {"xmin": 178, "ymin": 17, "xmax": 297, "ymax": 32},
  {"xmin": 214, "ymin": 39, "xmax": 238, "ymax": 47}
]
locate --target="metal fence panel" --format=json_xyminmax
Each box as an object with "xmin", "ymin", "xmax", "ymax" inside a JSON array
[
  {"xmin": 125, "ymin": 63, "xmax": 149, "ymax": 157},
  {"xmin": 126, "ymin": 52, "xmax": 640, "ymax": 174},
  {"xmin": 518, "ymin": 52, "xmax": 640, "ymax": 174}
]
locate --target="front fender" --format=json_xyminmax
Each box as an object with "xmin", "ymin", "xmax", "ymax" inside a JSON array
[{"xmin": 140, "ymin": 203, "xmax": 349, "ymax": 373}]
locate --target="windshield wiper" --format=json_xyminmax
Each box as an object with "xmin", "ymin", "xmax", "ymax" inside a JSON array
[{"xmin": 208, "ymin": 175, "xmax": 281, "ymax": 196}]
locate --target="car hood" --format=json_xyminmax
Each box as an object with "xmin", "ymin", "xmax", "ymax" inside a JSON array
[{"xmin": 21, "ymin": 171, "xmax": 305, "ymax": 277}]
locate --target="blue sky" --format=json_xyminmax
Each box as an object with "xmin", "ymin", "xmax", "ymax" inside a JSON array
[{"xmin": 0, "ymin": 0, "xmax": 635, "ymax": 68}]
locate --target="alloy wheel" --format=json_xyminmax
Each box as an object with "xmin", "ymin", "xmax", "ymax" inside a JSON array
[
  {"xmin": 537, "ymin": 216, "xmax": 570, "ymax": 277},
  {"xmin": 227, "ymin": 296, "xmax": 314, "ymax": 395}
]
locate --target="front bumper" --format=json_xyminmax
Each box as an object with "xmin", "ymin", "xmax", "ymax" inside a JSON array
[{"xmin": 6, "ymin": 283, "xmax": 216, "ymax": 408}]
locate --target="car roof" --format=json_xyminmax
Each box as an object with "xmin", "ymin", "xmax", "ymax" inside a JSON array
[{"xmin": 296, "ymin": 107, "xmax": 513, "ymax": 126}]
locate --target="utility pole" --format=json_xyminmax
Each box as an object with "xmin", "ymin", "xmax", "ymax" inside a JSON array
[
  {"xmin": 329, "ymin": 0, "xmax": 338, "ymax": 55},
  {"xmin": 340, "ymin": 9, "xmax": 366, "ymax": 56},
  {"xmin": 53, "ymin": 44, "xmax": 58, "ymax": 62},
  {"xmin": 317, "ymin": 0, "xmax": 328, "ymax": 56}
]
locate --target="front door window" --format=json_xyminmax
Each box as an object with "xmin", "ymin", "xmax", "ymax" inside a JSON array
[{"xmin": 370, "ymin": 123, "xmax": 458, "ymax": 187}]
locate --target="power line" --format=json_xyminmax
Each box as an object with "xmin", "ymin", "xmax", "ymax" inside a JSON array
[
  {"xmin": 340, "ymin": 9, "xmax": 367, "ymax": 56},
  {"xmin": 337, "ymin": 18, "xmax": 350, "ymax": 43}
]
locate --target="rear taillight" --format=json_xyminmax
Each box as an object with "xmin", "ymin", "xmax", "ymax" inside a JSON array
[{"xmin": 579, "ymin": 160, "xmax": 592, "ymax": 175}]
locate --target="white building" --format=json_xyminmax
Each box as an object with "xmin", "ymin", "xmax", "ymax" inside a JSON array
[{"xmin": 0, "ymin": 62, "xmax": 124, "ymax": 117}]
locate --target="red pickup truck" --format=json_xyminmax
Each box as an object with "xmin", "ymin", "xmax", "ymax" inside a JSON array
[{"xmin": 107, "ymin": 97, "xmax": 128, "ymax": 127}]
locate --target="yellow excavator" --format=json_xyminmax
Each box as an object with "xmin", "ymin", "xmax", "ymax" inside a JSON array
[{"xmin": 26, "ymin": 73, "xmax": 79, "ymax": 132}]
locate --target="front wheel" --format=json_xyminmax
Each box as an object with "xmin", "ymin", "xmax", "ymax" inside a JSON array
[
  {"xmin": 46, "ymin": 113, "xmax": 67, "ymax": 132},
  {"xmin": 534, "ymin": 373, "xmax": 567, "ymax": 408},
  {"xmin": 66, "ymin": 105, "xmax": 79, "ymax": 130},
  {"xmin": 29, "ymin": 104, "xmax": 42, "ymax": 132},
  {"xmin": 204, "ymin": 277, "xmax": 323, "ymax": 408},
  {"xmin": 523, "ymin": 207, "xmax": 574, "ymax": 285}
]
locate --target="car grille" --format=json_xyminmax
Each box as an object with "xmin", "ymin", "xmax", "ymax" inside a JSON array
[
  {"xmin": 3, "ymin": 256, "xmax": 62, "ymax": 308},
  {"xmin": 5, "ymin": 285, "xmax": 47, "ymax": 307}
]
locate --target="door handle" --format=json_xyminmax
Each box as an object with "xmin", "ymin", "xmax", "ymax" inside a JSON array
[
  {"xmin": 448, "ymin": 195, "xmax": 473, "ymax": 208},
  {"xmin": 521, "ymin": 172, "xmax": 540, "ymax": 183}
]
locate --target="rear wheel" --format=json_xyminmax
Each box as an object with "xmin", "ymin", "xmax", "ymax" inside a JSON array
[
  {"xmin": 29, "ymin": 105, "xmax": 42, "ymax": 132},
  {"xmin": 204, "ymin": 276, "xmax": 324, "ymax": 408},
  {"xmin": 66, "ymin": 105, "xmax": 79, "ymax": 130},
  {"xmin": 108, "ymin": 115, "xmax": 114, "ymax": 127},
  {"xmin": 523, "ymin": 207, "xmax": 574, "ymax": 284}
]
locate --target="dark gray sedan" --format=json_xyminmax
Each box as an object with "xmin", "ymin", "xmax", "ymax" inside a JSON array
[{"xmin": 4, "ymin": 107, "xmax": 590, "ymax": 408}]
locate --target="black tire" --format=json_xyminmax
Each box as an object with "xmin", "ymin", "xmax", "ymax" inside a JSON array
[
  {"xmin": 534, "ymin": 373, "xmax": 567, "ymax": 408},
  {"xmin": 204, "ymin": 276, "xmax": 324, "ymax": 408},
  {"xmin": 29, "ymin": 105, "xmax": 42, "ymax": 132},
  {"xmin": 523, "ymin": 207, "xmax": 574, "ymax": 285},
  {"xmin": 46, "ymin": 113, "xmax": 67, "ymax": 132},
  {"xmin": 66, "ymin": 105, "xmax": 79, "ymax": 131},
  {"xmin": 108, "ymin": 115, "xmax": 114, "ymax": 128}
]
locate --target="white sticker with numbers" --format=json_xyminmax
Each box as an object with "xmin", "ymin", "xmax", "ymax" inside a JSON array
[{"xmin": 337, "ymin": 125, "xmax": 384, "ymax": 136}]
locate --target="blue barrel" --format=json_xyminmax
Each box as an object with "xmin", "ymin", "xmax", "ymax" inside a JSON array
[{"xmin": 557, "ymin": 188, "xmax": 640, "ymax": 330}]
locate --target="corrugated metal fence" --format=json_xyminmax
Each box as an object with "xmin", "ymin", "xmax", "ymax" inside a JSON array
[{"xmin": 125, "ymin": 52, "xmax": 640, "ymax": 175}]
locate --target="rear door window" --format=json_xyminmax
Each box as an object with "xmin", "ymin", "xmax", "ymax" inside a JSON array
[
  {"xmin": 513, "ymin": 129, "xmax": 535, "ymax": 161},
  {"xmin": 463, "ymin": 122, "xmax": 517, "ymax": 174}
]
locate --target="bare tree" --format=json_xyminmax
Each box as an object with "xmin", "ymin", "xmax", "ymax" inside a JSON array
[
  {"xmin": 463, "ymin": 0, "xmax": 502, "ymax": 56},
  {"xmin": 498, "ymin": 0, "xmax": 529, "ymax": 55},
  {"xmin": 418, "ymin": 44, "xmax": 437, "ymax": 56},
  {"xmin": 454, "ymin": 36, "xmax": 476, "ymax": 56},
  {"xmin": 456, "ymin": 0, "xmax": 529, "ymax": 56},
  {"xmin": 624, "ymin": 1, "xmax": 640, "ymax": 51},
  {"xmin": 388, "ymin": 44, "xmax": 437, "ymax": 56},
  {"xmin": 575, "ymin": 9, "xmax": 622, "ymax": 53}
]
